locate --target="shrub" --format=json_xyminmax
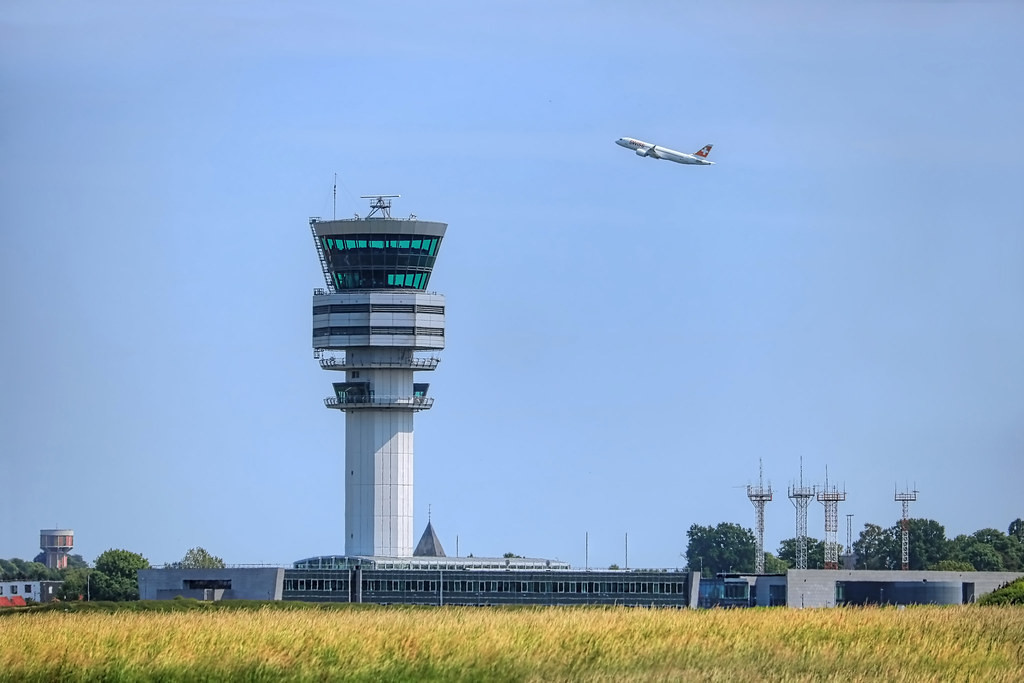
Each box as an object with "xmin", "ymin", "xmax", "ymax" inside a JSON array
[{"xmin": 977, "ymin": 577, "xmax": 1024, "ymax": 606}]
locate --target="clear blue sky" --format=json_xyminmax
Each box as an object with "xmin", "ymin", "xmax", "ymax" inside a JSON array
[{"xmin": 2, "ymin": 1, "xmax": 1022, "ymax": 569}]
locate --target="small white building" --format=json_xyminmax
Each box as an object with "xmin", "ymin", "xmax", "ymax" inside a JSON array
[{"xmin": 0, "ymin": 580, "xmax": 63, "ymax": 603}]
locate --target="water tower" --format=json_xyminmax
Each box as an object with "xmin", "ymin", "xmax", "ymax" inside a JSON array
[{"xmin": 39, "ymin": 528, "xmax": 74, "ymax": 570}]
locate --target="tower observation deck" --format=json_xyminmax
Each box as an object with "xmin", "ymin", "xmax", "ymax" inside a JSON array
[{"xmin": 310, "ymin": 195, "xmax": 446, "ymax": 558}]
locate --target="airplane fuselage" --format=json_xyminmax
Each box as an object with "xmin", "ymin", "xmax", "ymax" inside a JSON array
[{"xmin": 615, "ymin": 137, "xmax": 714, "ymax": 165}]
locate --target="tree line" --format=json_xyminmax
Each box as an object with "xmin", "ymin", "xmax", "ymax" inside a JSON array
[
  {"xmin": 685, "ymin": 517, "xmax": 1024, "ymax": 576},
  {"xmin": 1, "ymin": 547, "xmax": 224, "ymax": 602}
]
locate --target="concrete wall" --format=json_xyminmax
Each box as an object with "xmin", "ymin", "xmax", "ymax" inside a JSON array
[
  {"xmin": 753, "ymin": 575, "xmax": 788, "ymax": 607},
  {"xmin": 138, "ymin": 568, "xmax": 284, "ymax": 601},
  {"xmin": 346, "ymin": 406, "xmax": 414, "ymax": 557},
  {"xmin": 787, "ymin": 569, "xmax": 1023, "ymax": 608}
]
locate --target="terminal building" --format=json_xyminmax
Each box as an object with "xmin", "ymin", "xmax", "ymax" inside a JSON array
[
  {"xmin": 137, "ymin": 196, "xmax": 1022, "ymax": 608},
  {"xmin": 139, "ymin": 566, "xmax": 1020, "ymax": 608}
]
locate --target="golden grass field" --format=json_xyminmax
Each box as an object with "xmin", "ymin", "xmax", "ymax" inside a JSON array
[{"xmin": 1, "ymin": 604, "xmax": 1022, "ymax": 681}]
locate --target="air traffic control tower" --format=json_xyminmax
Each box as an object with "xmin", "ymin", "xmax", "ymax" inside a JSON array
[{"xmin": 310, "ymin": 195, "xmax": 445, "ymax": 558}]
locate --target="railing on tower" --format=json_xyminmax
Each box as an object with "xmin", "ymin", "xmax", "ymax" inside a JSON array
[
  {"xmin": 319, "ymin": 356, "xmax": 441, "ymax": 371},
  {"xmin": 309, "ymin": 217, "xmax": 335, "ymax": 293}
]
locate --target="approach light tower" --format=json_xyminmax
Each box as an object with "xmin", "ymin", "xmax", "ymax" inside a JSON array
[
  {"xmin": 816, "ymin": 468, "xmax": 847, "ymax": 570},
  {"xmin": 310, "ymin": 195, "xmax": 446, "ymax": 558},
  {"xmin": 895, "ymin": 487, "xmax": 919, "ymax": 570},
  {"xmin": 788, "ymin": 458, "xmax": 815, "ymax": 570},
  {"xmin": 747, "ymin": 460, "xmax": 773, "ymax": 574}
]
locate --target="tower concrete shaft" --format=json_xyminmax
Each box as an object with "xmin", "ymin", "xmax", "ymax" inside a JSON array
[
  {"xmin": 895, "ymin": 489, "xmax": 918, "ymax": 570},
  {"xmin": 788, "ymin": 458, "xmax": 814, "ymax": 570},
  {"xmin": 746, "ymin": 461, "xmax": 773, "ymax": 574},
  {"xmin": 310, "ymin": 200, "xmax": 446, "ymax": 558},
  {"xmin": 816, "ymin": 470, "xmax": 846, "ymax": 570}
]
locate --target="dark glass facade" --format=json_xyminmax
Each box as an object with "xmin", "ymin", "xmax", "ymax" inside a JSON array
[
  {"xmin": 321, "ymin": 233, "xmax": 442, "ymax": 290},
  {"xmin": 282, "ymin": 568, "xmax": 692, "ymax": 606},
  {"xmin": 835, "ymin": 580, "xmax": 961, "ymax": 606}
]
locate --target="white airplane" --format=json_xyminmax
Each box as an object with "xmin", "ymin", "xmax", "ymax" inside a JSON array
[{"xmin": 615, "ymin": 137, "xmax": 714, "ymax": 165}]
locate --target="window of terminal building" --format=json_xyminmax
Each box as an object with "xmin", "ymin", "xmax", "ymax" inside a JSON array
[
  {"xmin": 724, "ymin": 582, "xmax": 749, "ymax": 600},
  {"xmin": 184, "ymin": 579, "xmax": 231, "ymax": 590}
]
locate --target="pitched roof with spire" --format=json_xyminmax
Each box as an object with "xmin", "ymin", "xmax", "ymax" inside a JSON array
[{"xmin": 413, "ymin": 520, "xmax": 446, "ymax": 557}]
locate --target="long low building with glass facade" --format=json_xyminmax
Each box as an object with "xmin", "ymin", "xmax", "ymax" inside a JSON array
[
  {"xmin": 284, "ymin": 568, "xmax": 694, "ymax": 607},
  {"xmin": 139, "ymin": 564, "xmax": 1021, "ymax": 608}
]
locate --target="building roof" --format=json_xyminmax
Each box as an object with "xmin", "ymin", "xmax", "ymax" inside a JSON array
[{"xmin": 413, "ymin": 520, "xmax": 446, "ymax": 557}]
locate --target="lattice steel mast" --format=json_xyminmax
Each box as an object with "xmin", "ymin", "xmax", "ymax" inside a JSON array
[
  {"xmin": 788, "ymin": 457, "xmax": 815, "ymax": 570},
  {"xmin": 895, "ymin": 487, "xmax": 918, "ymax": 570},
  {"xmin": 816, "ymin": 467, "xmax": 847, "ymax": 570},
  {"xmin": 747, "ymin": 460, "xmax": 773, "ymax": 574}
]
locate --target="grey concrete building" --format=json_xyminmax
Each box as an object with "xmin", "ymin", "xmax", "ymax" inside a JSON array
[
  {"xmin": 786, "ymin": 569, "xmax": 1024, "ymax": 608},
  {"xmin": 138, "ymin": 568, "xmax": 284, "ymax": 601}
]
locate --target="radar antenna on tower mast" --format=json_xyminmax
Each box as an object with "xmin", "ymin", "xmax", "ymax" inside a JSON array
[{"xmin": 361, "ymin": 194, "xmax": 401, "ymax": 219}]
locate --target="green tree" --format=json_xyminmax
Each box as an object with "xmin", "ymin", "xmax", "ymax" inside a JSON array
[
  {"xmin": 951, "ymin": 528, "xmax": 1023, "ymax": 572},
  {"xmin": 965, "ymin": 543, "xmax": 1004, "ymax": 571},
  {"xmin": 171, "ymin": 547, "xmax": 225, "ymax": 569},
  {"xmin": 90, "ymin": 549, "xmax": 150, "ymax": 601},
  {"xmin": 0, "ymin": 558, "xmax": 57, "ymax": 580},
  {"xmin": 32, "ymin": 553, "xmax": 87, "ymax": 577},
  {"xmin": 904, "ymin": 519, "xmax": 950, "ymax": 570},
  {"xmin": 0, "ymin": 559, "xmax": 15, "ymax": 579},
  {"xmin": 685, "ymin": 522, "xmax": 756, "ymax": 575},
  {"xmin": 22, "ymin": 561, "xmax": 52, "ymax": 580},
  {"xmin": 1009, "ymin": 518, "xmax": 1024, "ymax": 543},
  {"xmin": 854, "ymin": 523, "xmax": 898, "ymax": 570},
  {"xmin": 777, "ymin": 537, "xmax": 828, "ymax": 569},
  {"xmin": 929, "ymin": 559, "xmax": 974, "ymax": 572},
  {"xmin": 763, "ymin": 552, "xmax": 789, "ymax": 574},
  {"xmin": 57, "ymin": 568, "xmax": 94, "ymax": 600},
  {"xmin": 65, "ymin": 554, "xmax": 89, "ymax": 570}
]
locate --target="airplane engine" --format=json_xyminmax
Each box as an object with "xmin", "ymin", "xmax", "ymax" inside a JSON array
[{"xmin": 635, "ymin": 149, "xmax": 650, "ymax": 157}]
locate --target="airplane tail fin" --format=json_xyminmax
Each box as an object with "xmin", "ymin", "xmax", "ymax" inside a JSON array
[{"xmin": 694, "ymin": 144, "xmax": 713, "ymax": 158}]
